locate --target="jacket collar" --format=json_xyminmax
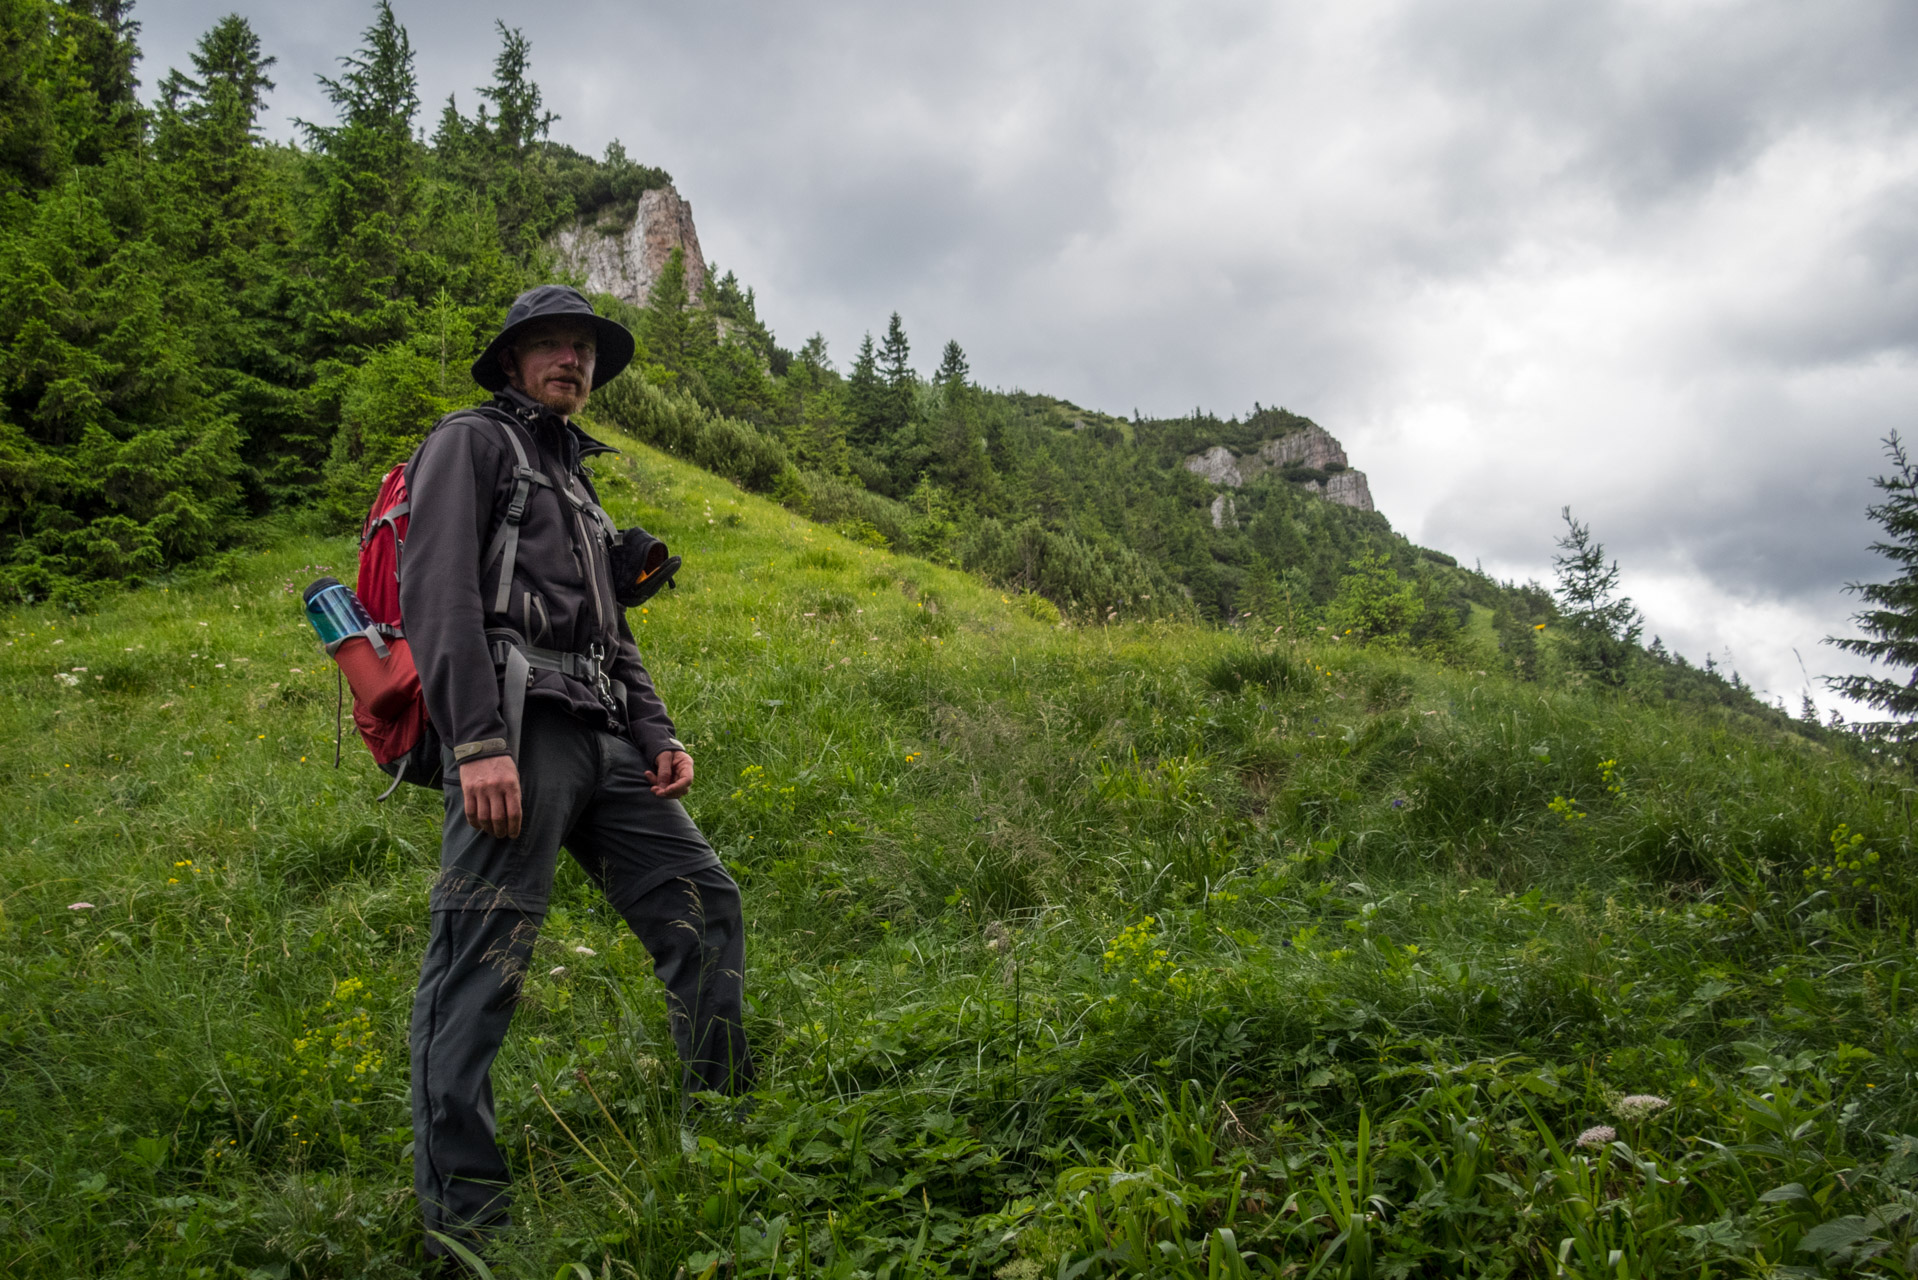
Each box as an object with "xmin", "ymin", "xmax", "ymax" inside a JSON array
[{"xmin": 492, "ymin": 385, "xmax": 621, "ymax": 461}]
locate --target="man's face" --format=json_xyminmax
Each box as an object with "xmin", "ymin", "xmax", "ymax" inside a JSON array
[{"xmin": 502, "ymin": 318, "xmax": 597, "ymax": 417}]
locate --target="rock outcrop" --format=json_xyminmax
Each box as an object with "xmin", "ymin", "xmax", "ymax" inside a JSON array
[
  {"xmin": 548, "ymin": 185, "xmax": 707, "ymax": 306},
  {"xmin": 1185, "ymin": 423, "xmax": 1375, "ymax": 520}
]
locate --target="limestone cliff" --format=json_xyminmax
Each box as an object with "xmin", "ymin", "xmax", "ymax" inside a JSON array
[
  {"xmin": 1184, "ymin": 423, "xmax": 1375, "ymax": 526},
  {"xmin": 548, "ymin": 184, "xmax": 707, "ymax": 306}
]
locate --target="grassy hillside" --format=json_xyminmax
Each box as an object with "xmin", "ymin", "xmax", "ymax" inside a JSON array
[{"xmin": 4, "ymin": 428, "xmax": 1916, "ymax": 1279}]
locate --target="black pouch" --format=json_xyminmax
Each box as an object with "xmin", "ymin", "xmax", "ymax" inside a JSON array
[{"xmin": 608, "ymin": 526, "xmax": 681, "ymax": 607}]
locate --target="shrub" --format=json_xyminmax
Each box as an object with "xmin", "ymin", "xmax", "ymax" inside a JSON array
[
  {"xmin": 1016, "ymin": 592, "xmax": 1063, "ymax": 626},
  {"xmin": 801, "ymin": 472, "xmax": 910, "ymax": 548},
  {"xmin": 958, "ymin": 517, "xmax": 1186, "ymax": 622},
  {"xmin": 590, "ymin": 373, "xmax": 788, "ymax": 492}
]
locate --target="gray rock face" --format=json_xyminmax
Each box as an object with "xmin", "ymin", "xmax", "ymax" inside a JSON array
[
  {"xmin": 548, "ymin": 185, "xmax": 707, "ymax": 306},
  {"xmin": 1183, "ymin": 424, "xmax": 1375, "ymax": 512}
]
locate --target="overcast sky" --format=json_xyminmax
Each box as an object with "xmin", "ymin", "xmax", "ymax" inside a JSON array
[{"xmin": 135, "ymin": 0, "xmax": 1918, "ymax": 716}]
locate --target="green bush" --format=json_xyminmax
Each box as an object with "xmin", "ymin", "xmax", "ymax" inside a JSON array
[
  {"xmin": 590, "ymin": 373, "xmax": 788, "ymax": 493},
  {"xmin": 957, "ymin": 516, "xmax": 1187, "ymax": 622},
  {"xmin": 1016, "ymin": 591, "xmax": 1062, "ymax": 626}
]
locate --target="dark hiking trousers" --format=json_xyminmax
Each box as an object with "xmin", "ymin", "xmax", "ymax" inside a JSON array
[{"xmin": 410, "ymin": 701, "xmax": 753, "ymax": 1255}]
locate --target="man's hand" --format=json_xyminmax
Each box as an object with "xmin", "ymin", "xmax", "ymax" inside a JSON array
[
  {"xmin": 646, "ymin": 749, "xmax": 694, "ymax": 799},
  {"xmin": 460, "ymin": 755, "xmax": 523, "ymax": 839}
]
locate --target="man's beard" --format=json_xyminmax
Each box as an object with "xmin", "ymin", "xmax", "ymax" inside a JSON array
[{"xmin": 527, "ymin": 378, "xmax": 588, "ymax": 416}]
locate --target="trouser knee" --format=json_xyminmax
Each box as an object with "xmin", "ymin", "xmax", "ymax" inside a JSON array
[{"xmin": 615, "ymin": 869, "xmax": 751, "ymax": 1093}]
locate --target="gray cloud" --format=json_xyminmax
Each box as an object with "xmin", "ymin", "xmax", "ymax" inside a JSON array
[{"xmin": 133, "ymin": 0, "xmax": 1918, "ymax": 710}]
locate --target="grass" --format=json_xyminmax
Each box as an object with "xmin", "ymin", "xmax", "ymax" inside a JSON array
[{"xmin": 3, "ymin": 427, "xmax": 1917, "ymax": 1278}]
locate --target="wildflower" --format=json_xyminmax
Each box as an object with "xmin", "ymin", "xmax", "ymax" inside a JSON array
[
  {"xmin": 572, "ymin": 945, "xmax": 596, "ymax": 957},
  {"xmin": 68, "ymin": 902, "xmax": 95, "ymax": 910},
  {"xmin": 548, "ymin": 965, "xmax": 567, "ymax": 977},
  {"xmin": 1615, "ymin": 1094, "xmax": 1670, "ymax": 1121},
  {"xmin": 1576, "ymin": 1125, "xmax": 1616, "ymax": 1148},
  {"xmin": 1547, "ymin": 795, "xmax": 1587, "ymax": 822}
]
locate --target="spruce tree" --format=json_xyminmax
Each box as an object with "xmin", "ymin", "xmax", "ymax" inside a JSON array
[
  {"xmin": 777, "ymin": 333, "xmax": 848, "ymax": 475},
  {"xmin": 641, "ymin": 247, "xmax": 710, "ymax": 393},
  {"xmin": 930, "ymin": 339, "xmax": 990, "ymax": 500},
  {"xmin": 153, "ymin": 15, "xmax": 314, "ymax": 504},
  {"xmin": 1552, "ymin": 508, "xmax": 1642, "ymax": 686},
  {"xmin": 1827, "ymin": 432, "xmax": 1918, "ymax": 733},
  {"xmin": 878, "ymin": 311, "xmax": 915, "ymax": 431},
  {"xmin": 845, "ymin": 333, "xmax": 883, "ymax": 449},
  {"xmin": 154, "ymin": 15, "xmax": 279, "ymax": 256},
  {"xmin": 935, "ymin": 338, "xmax": 968, "ymax": 387},
  {"xmin": 472, "ymin": 22, "xmax": 559, "ymax": 253},
  {"xmin": 60, "ymin": 0, "xmax": 144, "ymax": 163},
  {"xmin": 871, "ymin": 312, "xmax": 925, "ymax": 493},
  {"xmin": 1326, "ymin": 552, "xmax": 1424, "ymax": 648},
  {"xmin": 0, "ymin": 0, "xmax": 77, "ymax": 191},
  {"xmin": 300, "ymin": 0, "xmax": 426, "ymax": 351}
]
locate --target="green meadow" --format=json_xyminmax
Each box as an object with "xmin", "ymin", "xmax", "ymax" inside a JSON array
[{"xmin": 4, "ymin": 428, "xmax": 1916, "ymax": 1278}]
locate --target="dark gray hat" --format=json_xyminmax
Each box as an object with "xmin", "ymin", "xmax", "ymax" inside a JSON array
[{"xmin": 472, "ymin": 284, "xmax": 636, "ymax": 393}]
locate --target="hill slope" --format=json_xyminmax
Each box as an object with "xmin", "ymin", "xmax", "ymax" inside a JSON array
[{"xmin": 3, "ymin": 428, "xmax": 1914, "ymax": 1277}]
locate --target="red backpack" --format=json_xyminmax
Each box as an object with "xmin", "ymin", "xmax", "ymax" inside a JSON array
[{"xmin": 347, "ymin": 461, "xmax": 441, "ymax": 798}]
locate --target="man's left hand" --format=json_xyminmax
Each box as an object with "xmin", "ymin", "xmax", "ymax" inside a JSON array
[{"xmin": 646, "ymin": 749, "xmax": 694, "ymax": 798}]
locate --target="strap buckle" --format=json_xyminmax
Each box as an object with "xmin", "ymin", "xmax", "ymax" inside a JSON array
[{"xmin": 588, "ymin": 642, "xmax": 620, "ymax": 714}]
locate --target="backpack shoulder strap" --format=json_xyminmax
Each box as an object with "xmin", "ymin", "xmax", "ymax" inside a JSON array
[{"xmin": 464, "ymin": 410, "xmax": 565, "ymax": 616}]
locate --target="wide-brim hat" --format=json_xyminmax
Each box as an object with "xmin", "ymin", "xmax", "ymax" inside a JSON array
[{"xmin": 472, "ymin": 284, "xmax": 636, "ymax": 393}]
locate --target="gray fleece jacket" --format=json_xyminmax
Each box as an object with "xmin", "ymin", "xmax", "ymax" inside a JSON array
[{"xmin": 399, "ymin": 387, "xmax": 682, "ymax": 769}]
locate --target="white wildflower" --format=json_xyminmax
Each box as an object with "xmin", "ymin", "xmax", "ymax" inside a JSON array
[
  {"xmin": 1615, "ymin": 1094, "xmax": 1670, "ymax": 1121},
  {"xmin": 1576, "ymin": 1125, "xmax": 1616, "ymax": 1148},
  {"xmin": 68, "ymin": 902, "xmax": 95, "ymax": 911},
  {"xmin": 548, "ymin": 965, "xmax": 567, "ymax": 977},
  {"xmin": 572, "ymin": 945, "xmax": 596, "ymax": 957}
]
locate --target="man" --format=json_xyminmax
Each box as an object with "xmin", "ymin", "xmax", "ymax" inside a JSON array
[{"xmin": 401, "ymin": 285, "xmax": 752, "ymax": 1258}]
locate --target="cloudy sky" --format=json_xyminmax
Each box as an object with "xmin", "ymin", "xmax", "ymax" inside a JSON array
[{"xmin": 136, "ymin": 0, "xmax": 1918, "ymax": 715}]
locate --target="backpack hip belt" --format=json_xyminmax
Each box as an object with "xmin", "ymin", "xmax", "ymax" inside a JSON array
[{"xmin": 486, "ymin": 628, "xmax": 627, "ymax": 761}]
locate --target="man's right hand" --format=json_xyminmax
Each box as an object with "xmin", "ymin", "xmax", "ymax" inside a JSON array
[{"xmin": 460, "ymin": 755, "xmax": 523, "ymax": 839}]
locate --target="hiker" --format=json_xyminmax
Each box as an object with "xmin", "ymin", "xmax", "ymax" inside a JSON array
[{"xmin": 401, "ymin": 285, "xmax": 753, "ymax": 1258}]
